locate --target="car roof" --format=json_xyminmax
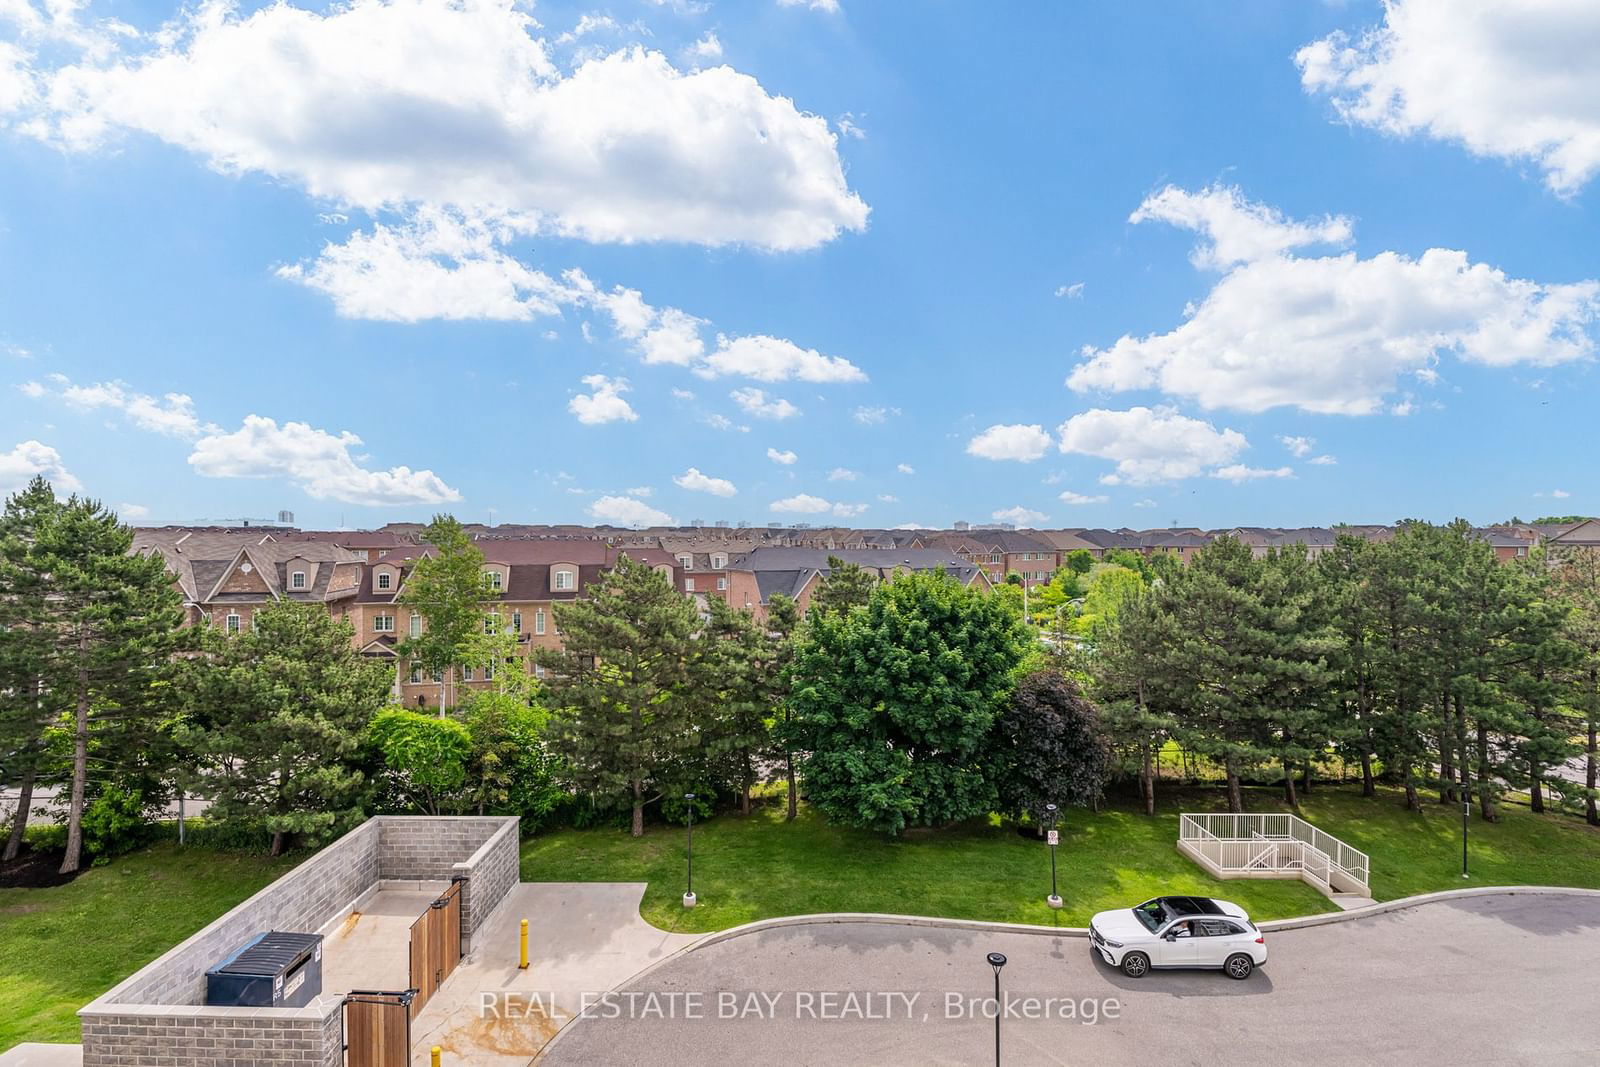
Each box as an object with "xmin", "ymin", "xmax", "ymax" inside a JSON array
[{"xmin": 1158, "ymin": 896, "xmax": 1225, "ymax": 916}]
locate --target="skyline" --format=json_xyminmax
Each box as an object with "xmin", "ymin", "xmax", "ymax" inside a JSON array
[{"xmin": 3, "ymin": 0, "xmax": 1598, "ymax": 530}]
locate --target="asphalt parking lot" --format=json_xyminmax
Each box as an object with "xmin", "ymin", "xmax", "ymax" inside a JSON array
[{"xmin": 539, "ymin": 893, "xmax": 1600, "ymax": 1066}]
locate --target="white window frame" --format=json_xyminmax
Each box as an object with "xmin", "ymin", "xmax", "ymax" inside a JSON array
[
  {"xmin": 376, "ymin": 571, "xmax": 392, "ymax": 590},
  {"xmin": 712, "ymin": 554, "xmax": 727, "ymax": 569},
  {"xmin": 553, "ymin": 569, "xmax": 574, "ymax": 591},
  {"xmin": 374, "ymin": 614, "xmax": 395, "ymax": 633},
  {"xmin": 512, "ymin": 611, "xmax": 522, "ymax": 634},
  {"xmin": 409, "ymin": 667, "xmax": 422, "ymax": 684},
  {"xmin": 717, "ymin": 576, "xmax": 728, "ymax": 591},
  {"xmin": 462, "ymin": 665, "xmax": 474, "ymax": 682},
  {"xmin": 225, "ymin": 612, "xmax": 240, "ymax": 633},
  {"xmin": 685, "ymin": 578, "xmax": 696, "ymax": 592},
  {"xmin": 485, "ymin": 612, "xmax": 499, "ymax": 635},
  {"xmin": 535, "ymin": 609, "xmax": 546, "ymax": 636},
  {"xmin": 678, "ymin": 554, "xmax": 693, "ymax": 569},
  {"xmin": 290, "ymin": 570, "xmax": 306, "ymax": 589},
  {"xmin": 486, "ymin": 570, "xmax": 503, "ymax": 592},
  {"xmin": 409, "ymin": 612, "xmax": 421, "ymax": 637}
]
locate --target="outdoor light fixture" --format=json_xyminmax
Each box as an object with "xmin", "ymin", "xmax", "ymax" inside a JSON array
[
  {"xmin": 1044, "ymin": 803, "xmax": 1063, "ymax": 909},
  {"xmin": 986, "ymin": 952, "xmax": 1007, "ymax": 1067},
  {"xmin": 683, "ymin": 792, "xmax": 698, "ymax": 908}
]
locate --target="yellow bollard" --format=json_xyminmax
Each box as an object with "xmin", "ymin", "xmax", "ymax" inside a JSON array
[
  {"xmin": 431, "ymin": 1047, "xmax": 441, "ymax": 1067},
  {"xmin": 519, "ymin": 918, "xmax": 529, "ymax": 970}
]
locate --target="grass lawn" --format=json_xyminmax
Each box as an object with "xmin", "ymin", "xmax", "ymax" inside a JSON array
[
  {"xmin": 0, "ymin": 843, "xmax": 297, "ymax": 1051},
  {"xmin": 520, "ymin": 785, "xmax": 1600, "ymax": 935}
]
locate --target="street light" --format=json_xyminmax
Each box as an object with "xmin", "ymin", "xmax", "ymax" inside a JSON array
[
  {"xmin": 683, "ymin": 792, "xmax": 698, "ymax": 908},
  {"xmin": 986, "ymin": 952, "xmax": 1007, "ymax": 1067},
  {"xmin": 1044, "ymin": 804, "xmax": 1062, "ymax": 909},
  {"xmin": 1461, "ymin": 790, "xmax": 1470, "ymax": 879}
]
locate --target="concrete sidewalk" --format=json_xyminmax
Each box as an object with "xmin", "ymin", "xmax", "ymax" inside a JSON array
[
  {"xmin": 0, "ymin": 1045, "xmax": 81, "ymax": 1067},
  {"xmin": 409, "ymin": 882, "xmax": 697, "ymax": 1066}
]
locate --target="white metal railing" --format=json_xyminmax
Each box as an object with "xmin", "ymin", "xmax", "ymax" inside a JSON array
[{"xmin": 1179, "ymin": 812, "xmax": 1368, "ymax": 893}]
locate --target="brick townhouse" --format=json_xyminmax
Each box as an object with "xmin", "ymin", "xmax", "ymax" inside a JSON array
[{"xmin": 928, "ymin": 530, "xmax": 1061, "ymax": 587}]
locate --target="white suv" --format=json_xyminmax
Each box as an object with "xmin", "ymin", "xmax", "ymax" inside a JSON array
[{"xmin": 1089, "ymin": 895, "xmax": 1266, "ymax": 980}]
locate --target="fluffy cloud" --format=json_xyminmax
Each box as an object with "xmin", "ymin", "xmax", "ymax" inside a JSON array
[
  {"xmin": 966, "ymin": 424, "xmax": 1052, "ymax": 462},
  {"xmin": 1278, "ymin": 434, "xmax": 1315, "ymax": 458},
  {"xmin": 767, "ymin": 447, "xmax": 797, "ymax": 465},
  {"xmin": 588, "ymin": 494, "xmax": 674, "ymax": 526},
  {"xmin": 673, "ymin": 467, "xmax": 737, "ymax": 496},
  {"xmin": 117, "ymin": 502, "xmax": 150, "ymax": 520},
  {"xmin": 897, "ymin": 463, "xmax": 915, "ymax": 475},
  {"xmin": 1058, "ymin": 490, "xmax": 1108, "ymax": 505},
  {"xmin": 1058, "ymin": 406, "xmax": 1248, "ymax": 485},
  {"xmin": 1211, "ymin": 464, "xmax": 1294, "ymax": 483},
  {"xmin": 21, "ymin": 2, "xmax": 867, "ymax": 249},
  {"xmin": 49, "ymin": 376, "xmax": 212, "ymax": 438},
  {"xmin": 1129, "ymin": 184, "xmax": 1351, "ymax": 269},
  {"xmin": 698, "ymin": 334, "xmax": 866, "ymax": 383},
  {"xmin": 1297, "ymin": 0, "xmax": 1600, "ymax": 195},
  {"xmin": 770, "ymin": 493, "xmax": 864, "ymax": 517},
  {"xmin": 827, "ymin": 467, "xmax": 858, "ymax": 481},
  {"xmin": 277, "ymin": 209, "xmax": 568, "ymax": 322},
  {"xmin": 1309, "ymin": 454, "xmax": 1338, "ymax": 466},
  {"xmin": 688, "ymin": 32, "xmax": 722, "ymax": 61},
  {"xmin": 26, "ymin": 372, "xmax": 458, "ymax": 505},
  {"xmin": 0, "ymin": 440, "xmax": 81, "ymax": 494},
  {"xmin": 992, "ymin": 506, "xmax": 1047, "ymax": 526},
  {"xmin": 1055, "ymin": 282, "xmax": 1085, "ymax": 299},
  {"xmin": 568, "ymin": 374, "xmax": 638, "ymax": 425},
  {"xmin": 731, "ymin": 387, "xmax": 800, "ymax": 420},
  {"xmin": 189, "ymin": 416, "xmax": 460, "ymax": 506},
  {"xmin": 779, "ymin": 0, "xmax": 841, "ymax": 12},
  {"xmin": 1069, "ymin": 186, "xmax": 1600, "ymax": 415}
]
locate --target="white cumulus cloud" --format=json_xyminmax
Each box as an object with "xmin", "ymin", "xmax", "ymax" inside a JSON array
[
  {"xmin": 771, "ymin": 493, "xmax": 863, "ymax": 517},
  {"xmin": 1069, "ymin": 185, "xmax": 1600, "ymax": 415},
  {"xmin": 1058, "ymin": 490, "xmax": 1108, "ymax": 505},
  {"xmin": 767, "ymin": 447, "xmax": 797, "ymax": 465},
  {"xmin": 1211, "ymin": 464, "xmax": 1294, "ymax": 484},
  {"xmin": 21, "ymin": 2, "xmax": 868, "ymax": 250},
  {"xmin": 189, "ymin": 416, "xmax": 460, "ymax": 506},
  {"xmin": 827, "ymin": 467, "xmax": 858, "ymax": 482},
  {"xmin": 992, "ymin": 506, "xmax": 1047, "ymax": 526},
  {"xmin": 1297, "ymin": 0, "xmax": 1600, "ymax": 195},
  {"xmin": 588, "ymin": 494, "xmax": 674, "ymax": 526},
  {"xmin": 731, "ymin": 387, "xmax": 800, "ymax": 420},
  {"xmin": 568, "ymin": 374, "xmax": 638, "ymax": 425},
  {"xmin": 673, "ymin": 467, "xmax": 737, "ymax": 496},
  {"xmin": 1058, "ymin": 406, "xmax": 1248, "ymax": 485},
  {"xmin": 698, "ymin": 334, "xmax": 866, "ymax": 383},
  {"xmin": 967, "ymin": 424, "xmax": 1052, "ymax": 462},
  {"xmin": 0, "ymin": 440, "xmax": 81, "ymax": 495},
  {"xmin": 1278, "ymin": 435, "xmax": 1315, "ymax": 458}
]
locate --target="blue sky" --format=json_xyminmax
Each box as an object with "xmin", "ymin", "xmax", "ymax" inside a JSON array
[{"xmin": 2, "ymin": 0, "xmax": 1597, "ymax": 529}]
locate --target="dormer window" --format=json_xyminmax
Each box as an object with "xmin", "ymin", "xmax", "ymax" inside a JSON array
[
  {"xmin": 712, "ymin": 554, "xmax": 727, "ymax": 569},
  {"xmin": 485, "ymin": 570, "xmax": 503, "ymax": 593},
  {"xmin": 376, "ymin": 571, "xmax": 392, "ymax": 591},
  {"xmin": 290, "ymin": 571, "xmax": 306, "ymax": 590},
  {"xmin": 553, "ymin": 569, "xmax": 574, "ymax": 591},
  {"xmin": 678, "ymin": 554, "xmax": 693, "ymax": 569}
]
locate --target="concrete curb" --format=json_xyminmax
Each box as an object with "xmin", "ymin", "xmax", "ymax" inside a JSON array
[{"xmin": 532, "ymin": 885, "xmax": 1600, "ymax": 1062}]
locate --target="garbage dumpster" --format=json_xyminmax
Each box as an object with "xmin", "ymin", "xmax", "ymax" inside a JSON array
[{"xmin": 205, "ymin": 931, "xmax": 324, "ymax": 1008}]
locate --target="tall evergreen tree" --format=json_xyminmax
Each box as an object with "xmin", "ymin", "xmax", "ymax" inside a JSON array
[
  {"xmin": 0, "ymin": 478, "xmax": 63, "ymax": 862},
  {"xmin": 1092, "ymin": 590, "xmax": 1176, "ymax": 816},
  {"xmin": 181, "ymin": 600, "xmax": 391, "ymax": 854},
  {"xmin": 535, "ymin": 556, "xmax": 699, "ymax": 836},
  {"xmin": 35, "ymin": 496, "xmax": 186, "ymax": 873},
  {"xmin": 764, "ymin": 592, "xmax": 803, "ymax": 819},
  {"xmin": 1552, "ymin": 546, "xmax": 1600, "ymax": 826},
  {"xmin": 693, "ymin": 597, "xmax": 775, "ymax": 816},
  {"xmin": 810, "ymin": 555, "xmax": 877, "ymax": 616}
]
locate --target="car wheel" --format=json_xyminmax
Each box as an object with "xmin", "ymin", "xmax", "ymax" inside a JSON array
[
  {"xmin": 1121, "ymin": 952, "xmax": 1150, "ymax": 978},
  {"xmin": 1224, "ymin": 953, "xmax": 1253, "ymax": 980}
]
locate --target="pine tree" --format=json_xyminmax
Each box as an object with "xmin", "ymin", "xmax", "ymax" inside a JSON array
[
  {"xmin": 810, "ymin": 556, "xmax": 877, "ymax": 616},
  {"xmin": 535, "ymin": 556, "xmax": 699, "ymax": 837},
  {"xmin": 1092, "ymin": 590, "xmax": 1176, "ymax": 816},
  {"xmin": 765, "ymin": 592, "xmax": 803, "ymax": 819},
  {"xmin": 693, "ymin": 597, "xmax": 774, "ymax": 815},
  {"xmin": 35, "ymin": 496, "xmax": 187, "ymax": 873},
  {"xmin": 181, "ymin": 600, "xmax": 391, "ymax": 854},
  {"xmin": 1552, "ymin": 546, "xmax": 1600, "ymax": 826},
  {"xmin": 0, "ymin": 478, "xmax": 63, "ymax": 862}
]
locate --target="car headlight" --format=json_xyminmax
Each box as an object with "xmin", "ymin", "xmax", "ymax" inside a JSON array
[{"xmin": 1101, "ymin": 937, "xmax": 1124, "ymax": 948}]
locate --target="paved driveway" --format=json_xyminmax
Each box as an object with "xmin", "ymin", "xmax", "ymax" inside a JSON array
[{"xmin": 539, "ymin": 893, "xmax": 1600, "ymax": 1066}]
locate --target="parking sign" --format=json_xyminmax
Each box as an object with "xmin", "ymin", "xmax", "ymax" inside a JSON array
[{"xmin": 1046, "ymin": 830, "xmax": 1059, "ymax": 846}]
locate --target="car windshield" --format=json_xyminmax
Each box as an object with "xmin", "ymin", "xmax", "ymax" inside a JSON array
[{"xmin": 1133, "ymin": 900, "xmax": 1168, "ymax": 932}]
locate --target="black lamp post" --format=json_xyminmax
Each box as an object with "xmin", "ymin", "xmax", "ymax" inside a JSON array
[
  {"xmin": 683, "ymin": 792, "xmax": 698, "ymax": 908},
  {"xmin": 1461, "ymin": 790, "xmax": 1470, "ymax": 879},
  {"xmin": 1044, "ymin": 803, "xmax": 1062, "ymax": 910},
  {"xmin": 986, "ymin": 952, "xmax": 1007, "ymax": 1067}
]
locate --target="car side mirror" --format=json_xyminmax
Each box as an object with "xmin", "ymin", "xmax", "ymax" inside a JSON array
[{"xmin": 1163, "ymin": 932, "xmax": 1176, "ymax": 942}]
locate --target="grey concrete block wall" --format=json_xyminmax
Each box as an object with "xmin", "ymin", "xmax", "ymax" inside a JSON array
[
  {"xmin": 453, "ymin": 817, "xmax": 520, "ymax": 939},
  {"xmin": 81, "ymin": 815, "xmax": 519, "ymax": 1067}
]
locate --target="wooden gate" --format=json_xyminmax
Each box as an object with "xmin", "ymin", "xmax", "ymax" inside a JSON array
[
  {"xmin": 407, "ymin": 879, "xmax": 464, "ymax": 1019},
  {"xmin": 344, "ymin": 990, "xmax": 413, "ymax": 1067}
]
